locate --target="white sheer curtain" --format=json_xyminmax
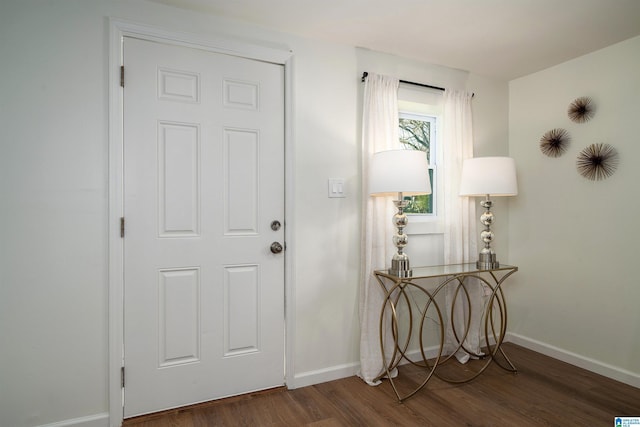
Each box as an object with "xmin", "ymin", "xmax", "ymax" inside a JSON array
[
  {"xmin": 442, "ymin": 89, "xmax": 481, "ymax": 363},
  {"xmin": 358, "ymin": 72, "xmax": 400, "ymax": 385}
]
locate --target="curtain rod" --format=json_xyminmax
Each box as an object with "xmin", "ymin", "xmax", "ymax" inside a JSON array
[
  {"xmin": 361, "ymin": 71, "xmax": 474, "ymax": 97},
  {"xmin": 361, "ymin": 71, "xmax": 444, "ymax": 91}
]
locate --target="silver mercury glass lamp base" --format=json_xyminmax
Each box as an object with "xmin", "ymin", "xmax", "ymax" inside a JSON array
[
  {"xmin": 476, "ymin": 252, "xmax": 499, "ymax": 270},
  {"xmin": 388, "ymin": 194, "xmax": 413, "ymax": 278},
  {"xmin": 475, "ymin": 195, "xmax": 500, "ymax": 270},
  {"xmin": 389, "ymin": 253, "xmax": 412, "ymax": 278}
]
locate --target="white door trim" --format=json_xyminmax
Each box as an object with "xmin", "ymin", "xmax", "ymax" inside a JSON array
[{"xmin": 108, "ymin": 19, "xmax": 295, "ymax": 427}]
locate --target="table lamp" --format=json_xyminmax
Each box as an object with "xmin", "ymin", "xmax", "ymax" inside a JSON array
[
  {"xmin": 370, "ymin": 149, "xmax": 431, "ymax": 277},
  {"xmin": 459, "ymin": 156, "xmax": 518, "ymax": 270}
]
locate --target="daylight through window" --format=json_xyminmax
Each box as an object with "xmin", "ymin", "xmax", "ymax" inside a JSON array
[{"xmin": 399, "ymin": 113, "xmax": 436, "ymax": 215}]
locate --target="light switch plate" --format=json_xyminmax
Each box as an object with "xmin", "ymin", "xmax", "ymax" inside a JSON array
[{"xmin": 328, "ymin": 178, "xmax": 346, "ymax": 198}]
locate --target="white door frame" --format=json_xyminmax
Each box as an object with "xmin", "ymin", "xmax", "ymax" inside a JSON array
[{"xmin": 108, "ymin": 19, "xmax": 296, "ymax": 427}]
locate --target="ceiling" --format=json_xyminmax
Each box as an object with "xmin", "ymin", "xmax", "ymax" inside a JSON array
[{"xmin": 148, "ymin": 0, "xmax": 640, "ymax": 80}]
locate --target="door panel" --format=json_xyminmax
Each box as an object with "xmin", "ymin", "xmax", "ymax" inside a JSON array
[{"xmin": 123, "ymin": 37, "xmax": 285, "ymax": 418}]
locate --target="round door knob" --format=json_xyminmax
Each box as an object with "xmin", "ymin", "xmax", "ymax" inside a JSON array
[{"xmin": 270, "ymin": 242, "xmax": 283, "ymax": 254}]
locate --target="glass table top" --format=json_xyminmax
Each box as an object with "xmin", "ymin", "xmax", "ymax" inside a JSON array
[{"xmin": 375, "ymin": 263, "xmax": 517, "ymax": 279}]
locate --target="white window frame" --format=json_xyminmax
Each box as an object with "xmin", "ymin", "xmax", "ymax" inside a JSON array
[
  {"xmin": 399, "ymin": 111, "xmax": 437, "ymax": 215},
  {"xmin": 398, "ymin": 96, "xmax": 444, "ymax": 235}
]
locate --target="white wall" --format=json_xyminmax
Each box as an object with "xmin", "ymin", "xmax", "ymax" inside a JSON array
[
  {"xmin": 0, "ymin": 1, "xmax": 509, "ymax": 425},
  {"xmin": 1, "ymin": 2, "xmax": 112, "ymax": 426},
  {"xmin": 287, "ymin": 37, "xmax": 362, "ymax": 380},
  {"xmin": 508, "ymin": 35, "xmax": 640, "ymax": 384}
]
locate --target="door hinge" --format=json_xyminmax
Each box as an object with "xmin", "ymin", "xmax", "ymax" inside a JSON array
[
  {"xmin": 120, "ymin": 65, "xmax": 125, "ymax": 87},
  {"xmin": 121, "ymin": 366, "xmax": 125, "ymax": 388},
  {"xmin": 120, "ymin": 217, "xmax": 125, "ymax": 238}
]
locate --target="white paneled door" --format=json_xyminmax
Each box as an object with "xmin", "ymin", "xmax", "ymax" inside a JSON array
[{"xmin": 122, "ymin": 37, "xmax": 285, "ymax": 418}]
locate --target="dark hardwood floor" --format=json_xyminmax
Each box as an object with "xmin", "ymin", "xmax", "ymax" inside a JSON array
[{"xmin": 123, "ymin": 343, "xmax": 640, "ymax": 426}]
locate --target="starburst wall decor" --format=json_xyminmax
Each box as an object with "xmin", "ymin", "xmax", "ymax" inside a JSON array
[
  {"xmin": 576, "ymin": 143, "xmax": 619, "ymax": 181},
  {"xmin": 567, "ymin": 96, "xmax": 595, "ymax": 123},
  {"xmin": 539, "ymin": 128, "xmax": 570, "ymax": 157},
  {"xmin": 536, "ymin": 96, "xmax": 620, "ymax": 181}
]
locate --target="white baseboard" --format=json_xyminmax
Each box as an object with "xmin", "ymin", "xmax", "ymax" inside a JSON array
[
  {"xmin": 289, "ymin": 345, "xmax": 444, "ymax": 390},
  {"xmin": 290, "ymin": 362, "xmax": 360, "ymax": 389},
  {"xmin": 506, "ymin": 332, "xmax": 640, "ymax": 388},
  {"xmin": 290, "ymin": 335, "xmax": 640, "ymax": 392},
  {"xmin": 38, "ymin": 413, "xmax": 109, "ymax": 427}
]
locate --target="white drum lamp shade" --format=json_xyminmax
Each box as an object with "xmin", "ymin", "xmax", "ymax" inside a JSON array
[
  {"xmin": 459, "ymin": 156, "xmax": 518, "ymax": 197},
  {"xmin": 370, "ymin": 150, "xmax": 431, "ymax": 196}
]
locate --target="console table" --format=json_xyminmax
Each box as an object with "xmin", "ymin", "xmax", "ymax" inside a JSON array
[{"xmin": 373, "ymin": 263, "xmax": 518, "ymax": 401}]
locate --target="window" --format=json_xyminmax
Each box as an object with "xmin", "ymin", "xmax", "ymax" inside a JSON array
[
  {"xmin": 399, "ymin": 112, "xmax": 437, "ymax": 215},
  {"xmin": 397, "ymin": 87, "xmax": 443, "ymax": 235}
]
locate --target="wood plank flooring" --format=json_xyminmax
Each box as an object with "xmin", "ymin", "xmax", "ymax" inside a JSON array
[{"xmin": 123, "ymin": 343, "xmax": 640, "ymax": 426}]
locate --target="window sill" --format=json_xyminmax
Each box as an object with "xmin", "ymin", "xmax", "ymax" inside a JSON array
[{"xmin": 405, "ymin": 218, "xmax": 444, "ymax": 235}]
